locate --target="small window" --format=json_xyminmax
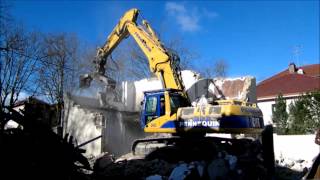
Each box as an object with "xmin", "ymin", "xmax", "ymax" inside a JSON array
[
  {"xmin": 146, "ymin": 96, "xmax": 157, "ymax": 114},
  {"xmin": 272, "ymin": 104, "xmax": 276, "ymax": 113}
]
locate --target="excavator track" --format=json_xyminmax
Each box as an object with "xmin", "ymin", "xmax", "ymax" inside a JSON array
[
  {"xmin": 132, "ymin": 136, "xmax": 252, "ymax": 156},
  {"xmin": 132, "ymin": 125, "xmax": 274, "ymax": 176}
]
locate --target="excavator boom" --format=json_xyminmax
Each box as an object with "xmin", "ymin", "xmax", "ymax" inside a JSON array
[{"xmin": 93, "ymin": 9, "xmax": 139, "ymax": 75}]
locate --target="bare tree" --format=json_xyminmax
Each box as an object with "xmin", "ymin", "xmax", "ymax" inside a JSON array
[
  {"xmin": 0, "ymin": 27, "xmax": 42, "ymax": 106},
  {"xmin": 165, "ymin": 37, "xmax": 198, "ymax": 70},
  {"xmin": 74, "ymin": 44, "xmax": 96, "ymax": 79},
  {"xmin": 0, "ymin": 25, "xmax": 42, "ymax": 130},
  {"xmin": 213, "ymin": 59, "xmax": 228, "ymax": 78},
  {"xmin": 200, "ymin": 59, "xmax": 229, "ymax": 78},
  {"xmin": 38, "ymin": 33, "xmax": 79, "ymax": 134},
  {"xmin": 117, "ymin": 38, "xmax": 154, "ymax": 81},
  {"xmin": 201, "ymin": 67, "xmax": 213, "ymax": 79}
]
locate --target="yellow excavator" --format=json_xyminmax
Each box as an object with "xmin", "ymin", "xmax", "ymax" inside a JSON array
[
  {"xmin": 80, "ymin": 8, "xmax": 274, "ymax": 174},
  {"xmin": 80, "ymin": 8, "xmax": 265, "ymax": 133}
]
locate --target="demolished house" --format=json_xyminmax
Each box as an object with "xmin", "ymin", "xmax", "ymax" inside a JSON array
[
  {"xmin": 63, "ymin": 71, "xmax": 292, "ymax": 179},
  {"xmin": 64, "ymin": 70, "xmax": 257, "ymax": 157}
]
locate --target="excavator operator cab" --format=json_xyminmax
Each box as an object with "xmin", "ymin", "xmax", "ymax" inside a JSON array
[{"xmin": 140, "ymin": 89, "xmax": 189, "ymax": 128}]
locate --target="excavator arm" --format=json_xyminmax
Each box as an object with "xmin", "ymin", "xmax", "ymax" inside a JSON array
[
  {"xmin": 85, "ymin": 8, "xmax": 186, "ymax": 95},
  {"xmin": 93, "ymin": 9, "xmax": 138, "ymax": 75}
]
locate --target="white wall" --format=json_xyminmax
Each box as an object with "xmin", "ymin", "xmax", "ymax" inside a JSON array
[
  {"xmin": 133, "ymin": 78, "xmax": 163, "ymax": 111},
  {"xmin": 258, "ymin": 101, "xmax": 274, "ymax": 125},
  {"xmin": 273, "ymin": 134, "xmax": 319, "ymax": 166},
  {"xmin": 64, "ymin": 94, "xmax": 147, "ymax": 157},
  {"xmin": 258, "ymin": 98, "xmax": 296, "ymax": 125},
  {"xmin": 121, "ymin": 81, "xmax": 136, "ymax": 111},
  {"xmin": 209, "ymin": 133, "xmax": 319, "ymax": 168},
  {"xmin": 65, "ymin": 104, "xmax": 102, "ymax": 157},
  {"xmin": 181, "ymin": 70, "xmax": 201, "ymax": 90}
]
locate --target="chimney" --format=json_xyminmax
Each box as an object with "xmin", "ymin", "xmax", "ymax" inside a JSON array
[{"xmin": 288, "ymin": 63, "xmax": 296, "ymax": 74}]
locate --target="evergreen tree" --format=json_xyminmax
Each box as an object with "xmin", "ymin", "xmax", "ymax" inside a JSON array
[
  {"xmin": 272, "ymin": 94, "xmax": 289, "ymax": 134},
  {"xmin": 308, "ymin": 91, "xmax": 320, "ymax": 129},
  {"xmin": 288, "ymin": 96, "xmax": 311, "ymax": 134},
  {"xmin": 288, "ymin": 91, "xmax": 319, "ymax": 134}
]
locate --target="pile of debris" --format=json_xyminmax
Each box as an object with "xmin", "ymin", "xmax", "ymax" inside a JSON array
[
  {"xmin": 0, "ymin": 108, "xmax": 90, "ymax": 180},
  {"xmin": 0, "ymin": 106, "xmax": 307, "ymax": 179},
  {"xmin": 274, "ymin": 157, "xmax": 309, "ymax": 180},
  {"xmin": 92, "ymin": 138, "xmax": 271, "ymax": 179},
  {"xmin": 276, "ymin": 157, "xmax": 311, "ymax": 172}
]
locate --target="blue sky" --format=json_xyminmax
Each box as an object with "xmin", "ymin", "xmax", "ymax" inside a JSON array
[{"xmin": 11, "ymin": 0, "xmax": 319, "ymax": 82}]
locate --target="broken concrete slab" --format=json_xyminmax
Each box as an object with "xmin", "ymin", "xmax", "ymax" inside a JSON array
[{"xmin": 182, "ymin": 76, "xmax": 257, "ymax": 107}]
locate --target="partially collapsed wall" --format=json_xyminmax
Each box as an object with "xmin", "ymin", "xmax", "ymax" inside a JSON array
[
  {"xmin": 64, "ymin": 94, "xmax": 147, "ymax": 157},
  {"xmin": 64, "ymin": 70, "xmax": 257, "ymax": 156}
]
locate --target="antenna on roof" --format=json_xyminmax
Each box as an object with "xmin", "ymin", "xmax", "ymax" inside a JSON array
[{"xmin": 292, "ymin": 45, "xmax": 302, "ymax": 67}]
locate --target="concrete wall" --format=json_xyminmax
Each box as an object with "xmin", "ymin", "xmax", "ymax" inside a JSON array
[
  {"xmin": 64, "ymin": 95, "xmax": 147, "ymax": 157},
  {"xmin": 64, "ymin": 102, "xmax": 102, "ymax": 157}
]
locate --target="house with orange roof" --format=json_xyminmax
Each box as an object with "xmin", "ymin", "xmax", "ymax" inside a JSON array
[{"xmin": 257, "ymin": 63, "xmax": 320, "ymax": 125}]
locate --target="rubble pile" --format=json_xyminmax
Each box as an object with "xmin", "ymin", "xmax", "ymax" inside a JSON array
[
  {"xmin": 274, "ymin": 157, "xmax": 309, "ymax": 179},
  {"xmin": 92, "ymin": 138, "xmax": 271, "ymax": 179},
  {"xmin": 276, "ymin": 157, "xmax": 311, "ymax": 172}
]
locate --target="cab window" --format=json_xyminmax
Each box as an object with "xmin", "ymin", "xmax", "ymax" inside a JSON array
[
  {"xmin": 145, "ymin": 96, "xmax": 157, "ymax": 114},
  {"xmin": 170, "ymin": 95, "xmax": 189, "ymax": 113}
]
